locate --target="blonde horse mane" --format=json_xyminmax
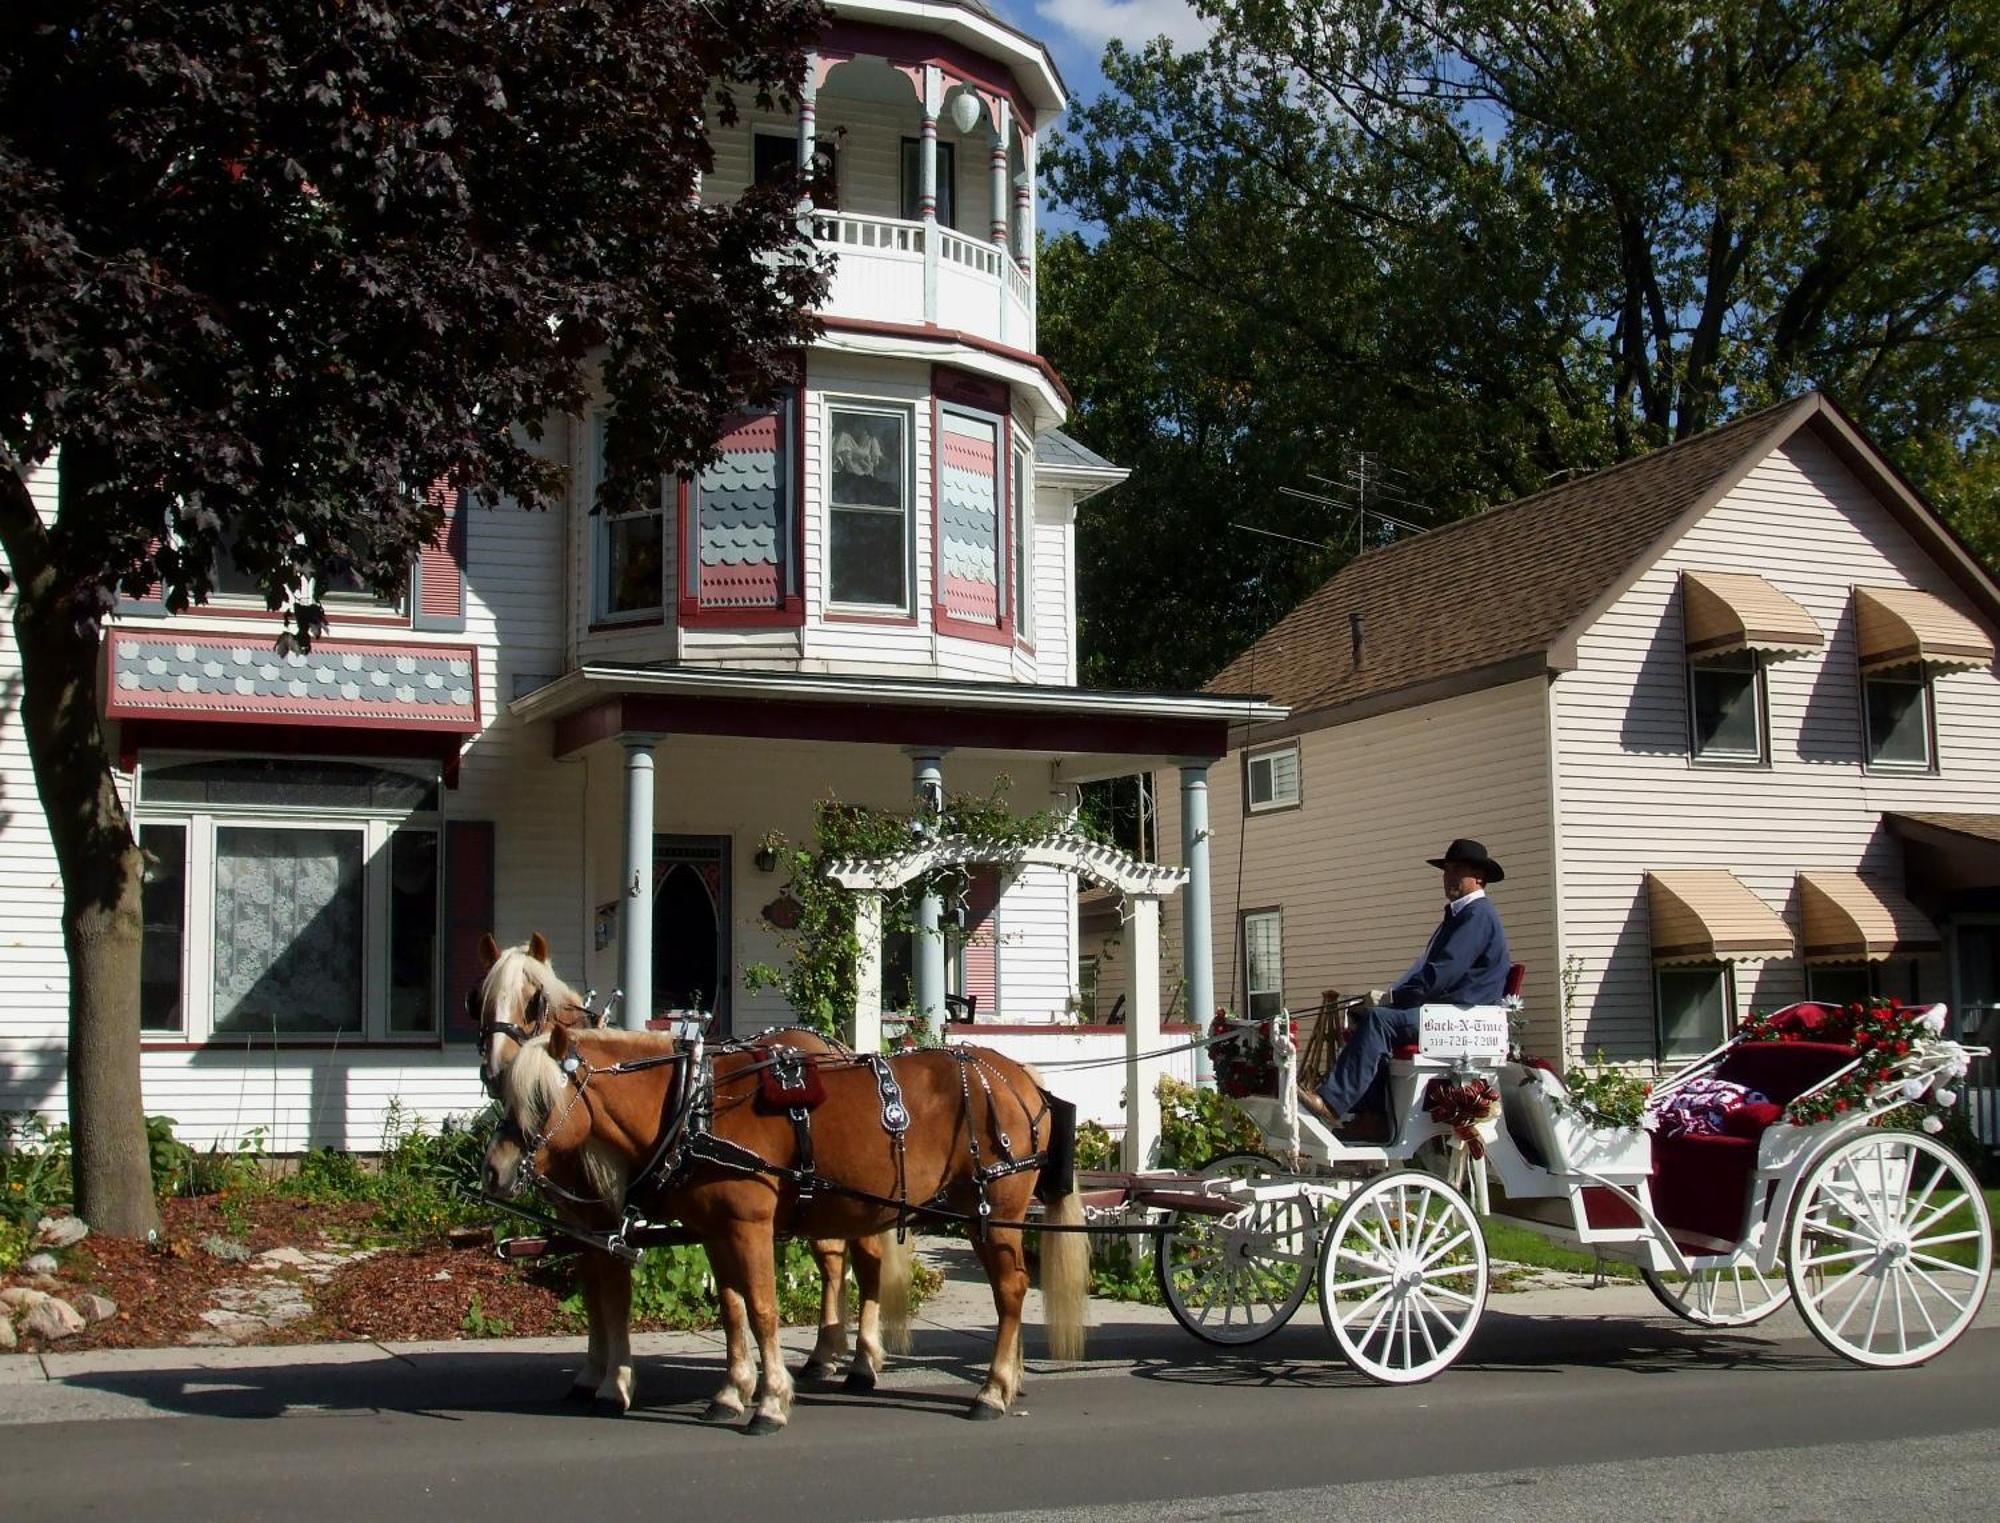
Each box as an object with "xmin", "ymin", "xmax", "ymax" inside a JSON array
[
  {"xmin": 499, "ymin": 1033, "xmax": 629, "ymax": 1209},
  {"xmin": 481, "ymin": 943, "xmax": 585, "ymax": 1023}
]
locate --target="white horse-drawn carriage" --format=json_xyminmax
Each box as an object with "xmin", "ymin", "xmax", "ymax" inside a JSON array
[{"xmin": 1079, "ymin": 995, "xmax": 1992, "ymax": 1382}]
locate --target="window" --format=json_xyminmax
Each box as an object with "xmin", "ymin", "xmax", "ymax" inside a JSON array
[
  {"xmin": 140, "ymin": 823, "xmax": 187, "ymax": 1033},
  {"xmin": 1243, "ymin": 909, "xmax": 1284, "ymax": 1020},
  {"xmin": 1077, "ymin": 955, "xmax": 1100, "ymax": 1019},
  {"xmin": 203, "ymin": 525, "xmax": 394, "ymax": 608},
  {"xmin": 937, "ymin": 406, "xmax": 1005, "ymax": 630},
  {"xmin": 135, "ymin": 757, "xmax": 442, "ymax": 1042},
  {"xmin": 1246, "ymin": 744, "xmax": 1301, "ymax": 812},
  {"xmin": 1657, "ymin": 964, "xmax": 1733, "ymax": 1060},
  {"xmin": 900, "ymin": 137, "xmax": 956, "ymax": 226},
  {"xmin": 1864, "ymin": 667, "xmax": 1933, "ymax": 770},
  {"xmin": 827, "ymin": 405, "xmax": 910, "ymax": 609},
  {"xmin": 1013, "ymin": 442, "xmax": 1033, "ymax": 642},
  {"xmin": 1689, "ymin": 650, "xmax": 1765, "ymax": 763},
  {"xmin": 1807, "ymin": 963, "xmax": 1874, "ymax": 1008},
  {"xmin": 755, "ymin": 130, "xmax": 835, "ymax": 206},
  {"xmin": 594, "ymin": 416, "xmax": 664, "ymax": 621}
]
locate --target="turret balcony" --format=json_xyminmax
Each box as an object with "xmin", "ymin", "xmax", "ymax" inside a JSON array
[{"xmin": 814, "ymin": 210, "xmax": 1035, "ymax": 353}]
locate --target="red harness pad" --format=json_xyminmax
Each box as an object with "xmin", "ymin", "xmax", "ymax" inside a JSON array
[{"xmin": 758, "ymin": 1054, "xmax": 827, "ymax": 1111}]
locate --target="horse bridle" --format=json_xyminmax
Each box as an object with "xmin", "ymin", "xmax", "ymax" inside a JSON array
[{"xmin": 474, "ymin": 986, "xmax": 603, "ymax": 1099}]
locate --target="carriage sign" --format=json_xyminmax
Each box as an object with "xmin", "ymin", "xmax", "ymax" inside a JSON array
[{"xmin": 1416, "ymin": 1004, "xmax": 1511, "ymax": 1058}]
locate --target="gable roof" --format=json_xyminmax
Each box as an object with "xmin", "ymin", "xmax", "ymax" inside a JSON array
[{"xmin": 1209, "ymin": 393, "xmax": 2000, "ymax": 726}]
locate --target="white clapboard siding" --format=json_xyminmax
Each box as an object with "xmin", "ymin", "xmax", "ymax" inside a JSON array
[
  {"xmin": 1553, "ymin": 431, "xmax": 2000, "ymax": 1062},
  {"xmin": 989, "ymin": 865, "xmax": 1075, "ymax": 1022},
  {"xmin": 1031, "ymin": 494, "xmax": 1074, "ymax": 685},
  {"xmin": 1158, "ymin": 678, "xmax": 1560, "ymax": 1056},
  {"xmin": 973, "ymin": 1026, "xmax": 1197, "ymax": 1131}
]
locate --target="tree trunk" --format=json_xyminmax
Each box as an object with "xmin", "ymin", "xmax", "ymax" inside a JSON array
[{"xmin": 0, "ymin": 467, "xmax": 160, "ymax": 1239}]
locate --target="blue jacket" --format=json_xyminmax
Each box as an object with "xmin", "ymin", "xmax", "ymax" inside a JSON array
[{"xmin": 1389, "ymin": 894, "xmax": 1510, "ymax": 1008}]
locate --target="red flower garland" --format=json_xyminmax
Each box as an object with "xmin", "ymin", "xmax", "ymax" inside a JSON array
[{"xmin": 1738, "ymin": 997, "xmax": 1943, "ymax": 1125}]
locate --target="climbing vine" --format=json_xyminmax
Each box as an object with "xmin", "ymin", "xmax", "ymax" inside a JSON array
[{"xmin": 742, "ymin": 779, "xmax": 1084, "ymax": 1039}]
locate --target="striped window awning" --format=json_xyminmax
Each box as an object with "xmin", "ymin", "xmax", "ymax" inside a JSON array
[
  {"xmin": 1854, "ymin": 586, "xmax": 1995, "ymax": 674},
  {"xmin": 1646, "ymin": 870, "xmax": 1794, "ymax": 965},
  {"xmin": 1681, "ymin": 571, "xmax": 1823, "ymax": 661},
  {"xmin": 1797, "ymin": 871, "xmax": 1940, "ymax": 962}
]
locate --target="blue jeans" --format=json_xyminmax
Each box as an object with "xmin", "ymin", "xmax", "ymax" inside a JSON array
[{"xmin": 1316, "ymin": 1005, "xmax": 1419, "ymax": 1118}]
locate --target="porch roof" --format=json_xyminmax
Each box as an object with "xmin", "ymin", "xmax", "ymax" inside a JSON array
[{"xmin": 512, "ymin": 664, "xmax": 1285, "ymax": 777}]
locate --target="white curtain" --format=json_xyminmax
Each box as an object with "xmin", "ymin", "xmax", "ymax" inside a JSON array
[{"xmin": 213, "ymin": 827, "xmax": 364, "ymax": 1032}]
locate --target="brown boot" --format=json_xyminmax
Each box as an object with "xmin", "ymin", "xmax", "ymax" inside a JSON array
[{"xmin": 1296, "ymin": 1085, "xmax": 1337, "ymax": 1125}]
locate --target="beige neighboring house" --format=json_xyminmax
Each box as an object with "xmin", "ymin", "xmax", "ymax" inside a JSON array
[{"xmin": 1155, "ymin": 392, "xmax": 2000, "ymax": 1079}]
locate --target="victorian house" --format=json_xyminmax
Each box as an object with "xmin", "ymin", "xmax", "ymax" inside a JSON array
[{"xmin": 0, "ymin": 0, "xmax": 1278, "ymax": 1149}]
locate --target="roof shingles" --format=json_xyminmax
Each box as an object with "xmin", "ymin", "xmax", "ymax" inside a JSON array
[{"xmin": 1209, "ymin": 399, "xmax": 1814, "ymax": 715}]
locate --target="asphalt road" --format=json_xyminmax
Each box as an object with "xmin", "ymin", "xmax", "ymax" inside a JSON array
[{"xmin": 4, "ymin": 1311, "xmax": 1997, "ymax": 1522}]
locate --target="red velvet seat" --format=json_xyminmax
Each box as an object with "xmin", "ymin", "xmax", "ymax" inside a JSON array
[{"xmin": 1647, "ymin": 1040, "xmax": 1857, "ymax": 1246}]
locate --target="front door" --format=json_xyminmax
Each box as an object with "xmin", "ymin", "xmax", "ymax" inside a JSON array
[
  {"xmin": 654, "ymin": 835, "xmax": 731, "ymax": 1034},
  {"xmin": 1950, "ymin": 917, "xmax": 2000, "ymax": 1149}
]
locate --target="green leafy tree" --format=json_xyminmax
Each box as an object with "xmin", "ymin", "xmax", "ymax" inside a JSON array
[
  {"xmin": 0, "ymin": 0, "xmax": 827, "ymax": 1236},
  {"xmin": 1045, "ymin": 0, "xmax": 2000, "ymax": 688}
]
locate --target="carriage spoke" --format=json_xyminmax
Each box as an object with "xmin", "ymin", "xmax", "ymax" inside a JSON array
[
  {"xmin": 1800, "ymin": 1245, "xmax": 1872, "ymax": 1269},
  {"xmin": 1422, "ymin": 1229, "xmax": 1472, "ymax": 1268},
  {"xmin": 1905, "ymin": 1192, "xmax": 1974, "ymax": 1242},
  {"xmin": 1909, "ymin": 1250, "xmax": 1983, "ymax": 1277},
  {"xmin": 1905, "ymin": 1258, "xmax": 1973, "ymax": 1316}
]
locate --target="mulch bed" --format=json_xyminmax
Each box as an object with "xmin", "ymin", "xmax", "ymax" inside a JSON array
[{"xmin": 5, "ymin": 1195, "xmax": 583, "ymax": 1353}]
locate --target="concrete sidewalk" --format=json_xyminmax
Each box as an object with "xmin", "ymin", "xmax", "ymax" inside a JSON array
[{"xmin": 1, "ymin": 1240, "xmax": 1992, "ymax": 1427}]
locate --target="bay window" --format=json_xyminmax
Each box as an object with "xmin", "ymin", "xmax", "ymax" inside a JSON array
[
  {"xmin": 936, "ymin": 404, "xmax": 1005, "ymax": 634},
  {"xmin": 594, "ymin": 415, "xmax": 665, "ymax": 622},
  {"xmin": 135, "ymin": 757, "xmax": 442, "ymax": 1042},
  {"xmin": 1013, "ymin": 440, "xmax": 1033, "ymax": 642}
]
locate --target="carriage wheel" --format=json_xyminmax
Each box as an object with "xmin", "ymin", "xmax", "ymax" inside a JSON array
[
  {"xmin": 1785, "ymin": 1130, "xmax": 1993, "ymax": 1368},
  {"xmin": 1318, "ymin": 1170, "xmax": 1487, "ymax": 1384},
  {"xmin": 1156, "ymin": 1152, "xmax": 1317, "ymax": 1346},
  {"xmin": 1641, "ymin": 1252, "xmax": 1791, "ymax": 1327}
]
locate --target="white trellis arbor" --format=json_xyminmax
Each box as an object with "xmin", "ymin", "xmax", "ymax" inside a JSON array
[{"xmin": 825, "ymin": 831, "xmax": 1190, "ymax": 1169}]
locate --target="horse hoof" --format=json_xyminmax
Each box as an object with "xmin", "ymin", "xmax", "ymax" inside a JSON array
[
  {"xmin": 965, "ymin": 1399, "xmax": 1005, "ymax": 1422},
  {"xmin": 744, "ymin": 1414, "xmax": 785, "ymax": 1437},
  {"xmin": 590, "ymin": 1397, "xmax": 627, "ymax": 1420},
  {"xmin": 843, "ymin": 1369, "xmax": 877, "ymax": 1394},
  {"xmin": 699, "ymin": 1401, "xmax": 740, "ymax": 1424},
  {"xmin": 797, "ymin": 1359, "xmax": 837, "ymax": 1382}
]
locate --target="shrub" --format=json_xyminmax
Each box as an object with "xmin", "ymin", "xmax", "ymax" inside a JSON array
[{"xmin": 0, "ymin": 1112, "xmax": 72, "ymax": 1226}]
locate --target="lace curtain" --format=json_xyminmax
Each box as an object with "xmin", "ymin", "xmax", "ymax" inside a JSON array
[{"xmin": 213, "ymin": 827, "xmax": 364, "ymax": 1033}]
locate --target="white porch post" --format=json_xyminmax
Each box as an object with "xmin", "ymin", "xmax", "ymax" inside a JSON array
[
  {"xmin": 921, "ymin": 66, "xmax": 942, "ymax": 324},
  {"xmin": 911, "ymin": 750, "xmax": 948, "ymax": 1034},
  {"xmin": 797, "ymin": 53, "xmax": 819, "ymax": 233},
  {"xmin": 852, "ymin": 890, "xmax": 884, "ymax": 1053},
  {"xmin": 1180, "ymin": 762, "xmax": 1215, "ymax": 1085},
  {"xmin": 1012, "ymin": 131, "xmax": 1033, "ymax": 274},
  {"xmin": 618, "ymin": 733, "xmax": 663, "ymax": 1030},
  {"xmin": 1123, "ymin": 894, "xmax": 1163, "ymax": 1170},
  {"xmin": 988, "ymin": 100, "xmax": 1010, "ymax": 249}
]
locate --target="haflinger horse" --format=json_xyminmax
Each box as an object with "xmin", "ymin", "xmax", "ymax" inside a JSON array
[
  {"xmin": 485, "ymin": 1018, "xmax": 1089, "ymax": 1432},
  {"xmin": 473, "ymin": 934, "xmax": 906, "ymax": 1413}
]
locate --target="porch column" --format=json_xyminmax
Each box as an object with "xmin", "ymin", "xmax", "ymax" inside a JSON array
[
  {"xmin": 921, "ymin": 65, "xmax": 942, "ymax": 324},
  {"xmin": 1012, "ymin": 132, "xmax": 1033, "ymax": 274},
  {"xmin": 911, "ymin": 749, "xmax": 948, "ymax": 1034},
  {"xmin": 918, "ymin": 66, "xmax": 940, "ymax": 224},
  {"xmin": 852, "ymin": 890, "xmax": 884, "ymax": 1054},
  {"xmin": 618, "ymin": 733, "xmax": 663, "ymax": 1031},
  {"xmin": 1180, "ymin": 762, "xmax": 1215, "ymax": 1085},
  {"xmin": 988, "ymin": 100, "xmax": 1010, "ymax": 249},
  {"xmin": 797, "ymin": 53, "xmax": 819, "ymax": 234},
  {"xmin": 1123, "ymin": 894, "xmax": 1163, "ymax": 1170}
]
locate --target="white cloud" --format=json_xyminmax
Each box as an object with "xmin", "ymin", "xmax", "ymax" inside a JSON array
[{"xmin": 1034, "ymin": 0, "xmax": 1213, "ymax": 55}]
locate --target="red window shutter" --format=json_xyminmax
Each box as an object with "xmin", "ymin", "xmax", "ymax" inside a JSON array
[
  {"xmin": 413, "ymin": 478, "xmax": 467, "ymax": 631},
  {"xmin": 962, "ymin": 868, "xmax": 1000, "ymax": 1015},
  {"xmin": 443, "ymin": 819, "xmax": 495, "ymax": 1038},
  {"xmin": 124, "ymin": 536, "xmax": 168, "ymax": 618}
]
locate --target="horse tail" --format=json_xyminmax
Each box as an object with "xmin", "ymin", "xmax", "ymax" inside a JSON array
[
  {"xmin": 1039, "ymin": 1183, "xmax": 1089, "ymax": 1362},
  {"xmin": 878, "ymin": 1229, "xmax": 915, "ymax": 1356}
]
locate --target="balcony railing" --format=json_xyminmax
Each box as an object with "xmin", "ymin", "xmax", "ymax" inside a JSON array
[{"xmin": 813, "ymin": 211, "xmax": 1034, "ymax": 354}]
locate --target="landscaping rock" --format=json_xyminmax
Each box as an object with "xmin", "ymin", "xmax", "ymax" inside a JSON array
[
  {"xmin": 76, "ymin": 1293, "xmax": 118, "ymax": 1324},
  {"xmin": 32, "ymin": 1215, "xmax": 89, "ymax": 1250},
  {"xmin": 198, "ymin": 1308, "xmax": 263, "ymax": 1332},
  {"xmin": 0, "ymin": 1314, "xmax": 13, "ymax": 1350},
  {"xmin": 199, "ymin": 1234, "xmax": 252, "ymax": 1264},
  {"xmin": 0, "ymin": 1287, "xmax": 49, "ymax": 1312},
  {"xmin": 20, "ymin": 1253, "xmax": 60, "ymax": 1277},
  {"xmin": 22, "ymin": 1296, "xmax": 85, "ymax": 1340},
  {"xmin": 255, "ymin": 1247, "xmax": 313, "ymax": 1269}
]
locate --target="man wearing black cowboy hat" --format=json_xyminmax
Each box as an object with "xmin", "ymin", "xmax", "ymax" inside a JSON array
[{"xmin": 1299, "ymin": 838, "xmax": 1510, "ymax": 1141}]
